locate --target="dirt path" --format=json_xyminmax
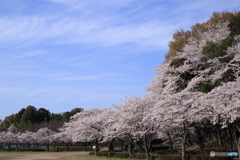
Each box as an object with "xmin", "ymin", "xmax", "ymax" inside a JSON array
[{"xmin": 0, "ymin": 151, "xmax": 88, "ymax": 160}]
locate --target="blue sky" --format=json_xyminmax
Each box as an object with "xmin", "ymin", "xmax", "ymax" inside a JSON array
[{"xmin": 0, "ymin": 0, "xmax": 240, "ymax": 119}]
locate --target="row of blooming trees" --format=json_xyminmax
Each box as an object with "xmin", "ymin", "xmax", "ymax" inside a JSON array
[
  {"xmin": 1, "ymin": 12, "xmax": 240, "ymax": 160},
  {"xmin": 0, "ymin": 125, "xmax": 63, "ymax": 151}
]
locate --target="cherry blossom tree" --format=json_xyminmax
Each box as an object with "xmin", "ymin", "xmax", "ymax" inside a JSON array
[
  {"xmin": 36, "ymin": 127, "xmax": 55, "ymax": 151},
  {"xmin": 148, "ymin": 21, "xmax": 239, "ymax": 96},
  {"xmin": 154, "ymin": 91, "xmax": 206, "ymax": 160},
  {"xmin": 63, "ymin": 108, "xmax": 107, "ymax": 155},
  {"xmin": 98, "ymin": 108, "xmax": 119, "ymax": 156},
  {"xmin": 203, "ymin": 78, "xmax": 240, "ymax": 159},
  {"xmin": 53, "ymin": 128, "xmax": 73, "ymax": 151},
  {"xmin": 19, "ymin": 131, "xmax": 36, "ymax": 149},
  {"xmin": 113, "ymin": 94, "xmax": 160, "ymax": 160},
  {"xmin": 1, "ymin": 131, "xmax": 18, "ymax": 150},
  {"xmin": 0, "ymin": 132, "xmax": 3, "ymax": 149},
  {"xmin": 147, "ymin": 18, "xmax": 240, "ymax": 160}
]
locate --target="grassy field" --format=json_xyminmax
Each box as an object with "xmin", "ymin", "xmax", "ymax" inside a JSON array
[
  {"xmin": 0, "ymin": 151, "xmax": 131, "ymax": 160},
  {"xmin": 0, "ymin": 151, "xmax": 89, "ymax": 160}
]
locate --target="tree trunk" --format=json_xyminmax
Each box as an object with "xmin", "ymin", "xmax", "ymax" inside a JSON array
[
  {"xmin": 237, "ymin": 139, "xmax": 240, "ymax": 160},
  {"xmin": 94, "ymin": 139, "xmax": 98, "ymax": 155},
  {"xmin": 234, "ymin": 136, "xmax": 240, "ymax": 160},
  {"xmin": 230, "ymin": 130, "xmax": 233, "ymax": 152},
  {"xmin": 143, "ymin": 135, "xmax": 151, "ymax": 160},
  {"xmin": 121, "ymin": 139, "xmax": 124, "ymax": 151},
  {"xmin": 47, "ymin": 144, "xmax": 50, "ymax": 151},
  {"xmin": 148, "ymin": 139, "xmax": 152, "ymax": 153},
  {"xmin": 233, "ymin": 125, "xmax": 240, "ymax": 160},
  {"xmin": 82, "ymin": 142, "xmax": 86, "ymax": 151},
  {"xmin": 28, "ymin": 143, "xmax": 30, "ymax": 149},
  {"xmin": 65, "ymin": 143, "xmax": 69, "ymax": 151},
  {"xmin": 108, "ymin": 140, "xmax": 114, "ymax": 156},
  {"xmin": 182, "ymin": 121, "xmax": 188, "ymax": 160},
  {"xmin": 167, "ymin": 132, "xmax": 173, "ymax": 153},
  {"xmin": 182, "ymin": 135, "xmax": 187, "ymax": 160},
  {"xmin": 8, "ymin": 143, "xmax": 11, "ymax": 150},
  {"xmin": 196, "ymin": 128, "xmax": 204, "ymax": 151},
  {"xmin": 217, "ymin": 132, "xmax": 223, "ymax": 146},
  {"xmin": 128, "ymin": 137, "xmax": 134, "ymax": 158}
]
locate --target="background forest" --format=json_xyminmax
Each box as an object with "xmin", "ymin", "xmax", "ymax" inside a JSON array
[{"xmin": 0, "ymin": 106, "xmax": 83, "ymax": 132}]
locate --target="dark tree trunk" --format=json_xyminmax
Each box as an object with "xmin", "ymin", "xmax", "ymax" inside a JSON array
[
  {"xmin": 148, "ymin": 139, "xmax": 152, "ymax": 153},
  {"xmin": 82, "ymin": 142, "xmax": 86, "ymax": 151},
  {"xmin": 127, "ymin": 137, "xmax": 134, "ymax": 158},
  {"xmin": 195, "ymin": 128, "xmax": 205, "ymax": 151},
  {"xmin": 94, "ymin": 139, "xmax": 99, "ymax": 155},
  {"xmin": 143, "ymin": 135, "xmax": 151, "ymax": 160},
  {"xmin": 8, "ymin": 143, "xmax": 11, "ymax": 150},
  {"xmin": 182, "ymin": 121, "xmax": 188, "ymax": 160},
  {"xmin": 217, "ymin": 132, "xmax": 223, "ymax": 146},
  {"xmin": 233, "ymin": 125, "xmax": 240, "ymax": 160},
  {"xmin": 46, "ymin": 143, "xmax": 50, "ymax": 151},
  {"xmin": 226, "ymin": 127, "xmax": 233, "ymax": 151},
  {"xmin": 65, "ymin": 143, "xmax": 69, "ymax": 151},
  {"xmin": 167, "ymin": 132, "xmax": 173, "ymax": 153},
  {"xmin": 108, "ymin": 140, "xmax": 114, "ymax": 156},
  {"xmin": 121, "ymin": 139, "xmax": 124, "ymax": 151}
]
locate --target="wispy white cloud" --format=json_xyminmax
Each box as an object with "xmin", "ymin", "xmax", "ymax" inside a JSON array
[
  {"xmin": 49, "ymin": 0, "xmax": 139, "ymax": 11},
  {"xmin": 2, "ymin": 0, "xmax": 238, "ymax": 53},
  {"xmin": 0, "ymin": 15, "xmax": 172, "ymax": 51},
  {"xmin": 13, "ymin": 50, "xmax": 45, "ymax": 59}
]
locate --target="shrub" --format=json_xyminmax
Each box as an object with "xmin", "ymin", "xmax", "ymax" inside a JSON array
[
  {"xmin": 89, "ymin": 151, "xmax": 94, "ymax": 155},
  {"xmin": 96, "ymin": 152, "xmax": 108, "ymax": 156},
  {"xmin": 132, "ymin": 153, "xmax": 146, "ymax": 159},
  {"xmin": 96, "ymin": 152, "xmax": 115, "ymax": 157},
  {"xmin": 114, "ymin": 152, "xmax": 129, "ymax": 158}
]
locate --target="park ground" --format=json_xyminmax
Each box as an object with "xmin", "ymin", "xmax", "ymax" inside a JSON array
[
  {"xmin": 1, "ymin": 139, "xmax": 240, "ymax": 160},
  {"xmin": 0, "ymin": 151, "xmax": 103, "ymax": 160}
]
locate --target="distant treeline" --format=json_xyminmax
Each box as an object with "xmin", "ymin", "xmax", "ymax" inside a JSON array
[{"xmin": 0, "ymin": 105, "xmax": 83, "ymax": 132}]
